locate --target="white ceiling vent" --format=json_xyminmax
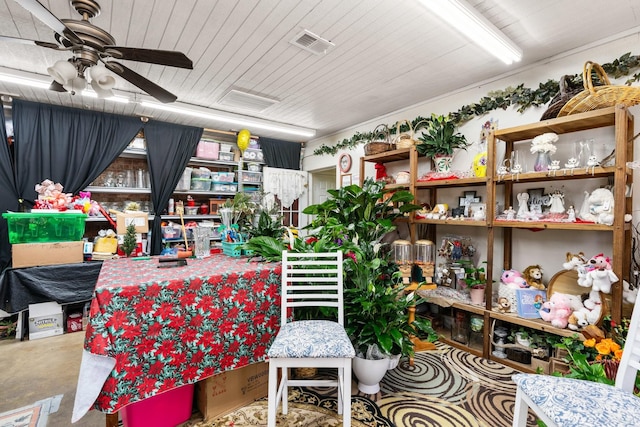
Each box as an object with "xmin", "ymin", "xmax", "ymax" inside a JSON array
[
  {"xmin": 218, "ymin": 90, "xmax": 279, "ymax": 112},
  {"xmin": 290, "ymin": 29, "xmax": 335, "ymax": 55}
]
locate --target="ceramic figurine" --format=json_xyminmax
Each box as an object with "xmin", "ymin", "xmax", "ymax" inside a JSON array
[{"xmin": 516, "ymin": 192, "xmax": 530, "ymax": 218}]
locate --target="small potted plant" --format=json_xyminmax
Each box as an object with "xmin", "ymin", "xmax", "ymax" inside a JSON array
[
  {"xmin": 416, "ymin": 113, "xmax": 469, "ymax": 172},
  {"xmin": 462, "ymin": 261, "xmax": 487, "ymax": 305}
]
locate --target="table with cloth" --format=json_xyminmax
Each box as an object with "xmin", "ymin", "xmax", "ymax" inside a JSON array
[{"xmin": 72, "ymin": 255, "xmax": 282, "ymax": 423}]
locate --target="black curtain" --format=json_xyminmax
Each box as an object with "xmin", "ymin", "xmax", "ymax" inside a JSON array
[
  {"xmin": 145, "ymin": 120, "xmax": 202, "ymax": 255},
  {"xmin": 259, "ymin": 137, "xmax": 301, "ymax": 170},
  {"xmin": 12, "ymin": 99, "xmax": 142, "ymax": 204},
  {"xmin": 0, "ymin": 106, "xmax": 19, "ymax": 271}
]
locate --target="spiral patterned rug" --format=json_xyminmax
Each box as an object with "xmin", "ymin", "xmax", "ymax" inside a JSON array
[
  {"xmin": 188, "ymin": 342, "xmax": 536, "ymax": 426},
  {"xmin": 379, "ymin": 343, "xmax": 537, "ymax": 427}
]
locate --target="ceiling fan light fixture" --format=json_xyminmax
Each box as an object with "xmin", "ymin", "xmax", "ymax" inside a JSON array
[
  {"xmin": 63, "ymin": 75, "xmax": 87, "ymax": 95},
  {"xmin": 47, "ymin": 60, "xmax": 77, "ymax": 85},
  {"xmin": 89, "ymin": 64, "xmax": 116, "ymax": 90},
  {"xmin": 90, "ymin": 79, "xmax": 114, "ymax": 98}
]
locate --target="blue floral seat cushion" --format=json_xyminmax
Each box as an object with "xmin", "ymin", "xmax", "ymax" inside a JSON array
[
  {"xmin": 267, "ymin": 320, "xmax": 355, "ymax": 359},
  {"xmin": 513, "ymin": 373, "xmax": 640, "ymax": 427}
]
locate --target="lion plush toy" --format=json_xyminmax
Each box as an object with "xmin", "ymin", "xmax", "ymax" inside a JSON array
[{"xmin": 523, "ymin": 265, "xmax": 545, "ymax": 290}]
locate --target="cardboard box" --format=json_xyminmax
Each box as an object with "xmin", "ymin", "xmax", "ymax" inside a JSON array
[
  {"xmin": 12, "ymin": 241, "xmax": 84, "ymax": 268},
  {"xmin": 115, "ymin": 211, "xmax": 149, "ymax": 234},
  {"xmin": 196, "ymin": 362, "xmax": 269, "ymax": 420},
  {"xmin": 515, "ymin": 288, "xmax": 547, "ymax": 318},
  {"xmin": 28, "ymin": 302, "xmax": 63, "ymax": 340}
]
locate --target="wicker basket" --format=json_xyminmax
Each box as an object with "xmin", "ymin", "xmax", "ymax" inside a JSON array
[
  {"xmin": 558, "ymin": 61, "xmax": 640, "ymax": 116},
  {"xmin": 393, "ymin": 119, "xmax": 417, "ymax": 149},
  {"xmin": 546, "ymin": 269, "xmax": 608, "ymax": 325},
  {"xmin": 540, "ymin": 75, "xmax": 584, "ymax": 120},
  {"xmin": 363, "ymin": 124, "xmax": 394, "ymax": 155}
]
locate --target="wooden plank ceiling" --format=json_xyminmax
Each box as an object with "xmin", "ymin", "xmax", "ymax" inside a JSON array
[{"xmin": 0, "ymin": 0, "xmax": 638, "ymax": 141}]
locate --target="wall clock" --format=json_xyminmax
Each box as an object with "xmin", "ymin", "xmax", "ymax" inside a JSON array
[{"xmin": 339, "ymin": 154, "xmax": 352, "ymax": 173}]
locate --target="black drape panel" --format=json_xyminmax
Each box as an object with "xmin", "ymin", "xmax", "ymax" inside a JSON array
[
  {"xmin": 12, "ymin": 99, "xmax": 142, "ymax": 204},
  {"xmin": 0, "ymin": 106, "xmax": 19, "ymax": 271},
  {"xmin": 259, "ymin": 137, "xmax": 301, "ymax": 170},
  {"xmin": 145, "ymin": 120, "xmax": 202, "ymax": 255}
]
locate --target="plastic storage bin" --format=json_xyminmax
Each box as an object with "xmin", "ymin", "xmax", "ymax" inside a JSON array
[
  {"xmin": 175, "ymin": 167, "xmax": 192, "ymax": 191},
  {"xmin": 212, "ymin": 172, "xmax": 235, "ymax": 182},
  {"xmin": 212, "ymin": 183, "xmax": 237, "ymax": 192},
  {"xmin": 191, "ymin": 168, "xmax": 212, "ymax": 179},
  {"xmin": 121, "ymin": 383, "xmax": 194, "ymax": 427},
  {"xmin": 190, "ymin": 178, "xmax": 211, "ymax": 191},
  {"xmin": 195, "ymin": 140, "xmax": 219, "ymax": 160},
  {"xmin": 247, "ymin": 162, "xmax": 261, "ymax": 172},
  {"xmin": 241, "ymin": 171, "xmax": 262, "ymax": 183},
  {"xmin": 243, "ymin": 148, "xmax": 263, "ymax": 161},
  {"xmin": 3, "ymin": 211, "xmax": 87, "ymax": 244},
  {"xmin": 218, "ymin": 152, "xmax": 235, "ymax": 161}
]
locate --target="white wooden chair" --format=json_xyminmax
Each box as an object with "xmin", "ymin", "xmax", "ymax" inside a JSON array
[
  {"xmin": 267, "ymin": 250, "xmax": 355, "ymax": 427},
  {"xmin": 512, "ymin": 299, "xmax": 640, "ymax": 427}
]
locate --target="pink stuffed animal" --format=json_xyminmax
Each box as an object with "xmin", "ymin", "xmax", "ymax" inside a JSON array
[
  {"xmin": 539, "ymin": 293, "xmax": 573, "ymax": 329},
  {"xmin": 500, "ymin": 269, "xmax": 528, "ymax": 289}
]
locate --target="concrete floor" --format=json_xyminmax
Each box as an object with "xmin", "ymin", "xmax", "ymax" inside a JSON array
[{"xmin": 0, "ymin": 331, "xmax": 107, "ymax": 427}]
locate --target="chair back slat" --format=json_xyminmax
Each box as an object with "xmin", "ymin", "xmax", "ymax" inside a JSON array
[
  {"xmin": 281, "ymin": 250, "xmax": 344, "ymax": 326},
  {"xmin": 615, "ymin": 299, "xmax": 640, "ymax": 391}
]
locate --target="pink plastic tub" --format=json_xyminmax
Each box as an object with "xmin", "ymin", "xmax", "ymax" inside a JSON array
[{"xmin": 120, "ymin": 383, "xmax": 194, "ymax": 427}]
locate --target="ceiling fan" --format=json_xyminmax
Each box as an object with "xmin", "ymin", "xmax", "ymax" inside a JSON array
[{"xmin": 1, "ymin": 0, "xmax": 193, "ymax": 103}]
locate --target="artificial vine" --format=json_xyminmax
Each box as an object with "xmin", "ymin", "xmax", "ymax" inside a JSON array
[{"xmin": 313, "ymin": 52, "xmax": 640, "ymax": 157}]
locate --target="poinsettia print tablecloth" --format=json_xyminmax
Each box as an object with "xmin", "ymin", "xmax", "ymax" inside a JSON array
[{"xmin": 72, "ymin": 255, "xmax": 281, "ymax": 420}]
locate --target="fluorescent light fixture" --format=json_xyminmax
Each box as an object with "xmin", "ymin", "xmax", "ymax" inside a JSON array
[
  {"xmin": 140, "ymin": 101, "xmax": 316, "ymax": 138},
  {"xmin": 0, "ymin": 72, "xmax": 51, "ymax": 90},
  {"xmin": 82, "ymin": 89, "xmax": 130, "ymax": 104},
  {"xmin": 418, "ymin": 0, "xmax": 522, "ymax": 65}
]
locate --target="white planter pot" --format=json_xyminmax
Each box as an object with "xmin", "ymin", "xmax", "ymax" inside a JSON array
[
  {"xmin": 352, "ymin": 356, "xmax": 389, "ymax": 394},
  {"xmin": 387, "ymin": 353, "xmax": 401, "ymax": 370}
]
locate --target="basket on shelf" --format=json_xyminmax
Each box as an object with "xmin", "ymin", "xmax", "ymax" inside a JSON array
[
  {"xmin": 540, "ymin": 75, "xmax": 585, "ymax": 120},
  {"xmin": 363, "ymin": 124, "xmax": 394, "ymax": 155},
  {"xmin": 393, "ymin": 119, "xmax": 417, "ymax": 149},
  {"xmin": 558, "ymin": 61, "xmax": 640, "ymax": 116},
  {"xmin": 546, "ymin": 269, "xmax": 608, "ymax": 326}
]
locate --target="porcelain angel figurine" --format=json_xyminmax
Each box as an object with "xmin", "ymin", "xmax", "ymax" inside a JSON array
[
  {"xmin": 547, "ymin": 190, "xmax": 565, "ymax": 214},
  {"xmin": 516, "ymin": 192, "xmax": 530, "ymax": 218}
]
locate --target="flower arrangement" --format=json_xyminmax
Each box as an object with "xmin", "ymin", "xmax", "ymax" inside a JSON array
[
  {"xmin": 33, "ymin": 179, "xmax": 101, "ymax": 214},
  {"xmin": 530, "ymin": 132, "xmax": 559, "ymax": 154}
]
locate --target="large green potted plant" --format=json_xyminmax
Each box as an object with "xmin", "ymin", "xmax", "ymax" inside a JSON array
[
  {"xmin": 301, "ymin": 179, "xmax": 437, "ymax": 392},
  {"xmin": 416, "ymin": 113, "xmax": 469, "ymax": 172}
]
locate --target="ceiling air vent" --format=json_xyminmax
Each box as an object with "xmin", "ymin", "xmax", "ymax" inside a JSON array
[
  {"xmin": 218, "ymin": 90, "xmax": 279, "ymax": 112},
  {"xmin": 290, "ymin": 29, "xmax": 335, "ymax": 55}
]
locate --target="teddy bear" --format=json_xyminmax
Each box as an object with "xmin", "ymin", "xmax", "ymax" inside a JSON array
[
  {"xmin": 578, "ymin": 188, "xmax": 614, "ymax": 225},
  {"xmin": 522, "ymin": 265, "xmax": 545, "ymax": 290},
  {"xmin": 582, "ymin": 289, "xmax": 604, "ymax": 324},
  {"xmin": 500, "ymin": 269, "xmax": 528, "ymax": 289},
  {"xmin": 539, "ymin": 292, "xmax": 573, "ymax": 329},
  {"xmin": 567, "ymin": 310, "xmax": 589, "ymax": 331}
]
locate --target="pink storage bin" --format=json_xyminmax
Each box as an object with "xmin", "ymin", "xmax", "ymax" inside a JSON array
[
  {"xmin": 121, "ymin": 383, "xmax": 194, "ymax": 427},
  {"xmin": 196, "ymin": 140, "xmax": 219, "ymax": 160}
]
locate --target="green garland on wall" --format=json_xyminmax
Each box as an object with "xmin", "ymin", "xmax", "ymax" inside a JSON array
[{"xmin": 313, "ymin": 52, "xmax": 640, "ymax": 157}]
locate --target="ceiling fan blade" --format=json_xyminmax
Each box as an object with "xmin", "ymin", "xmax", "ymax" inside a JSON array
[
  {"xmin": 0, "ymin": 35, "xmax": 60, "ymax": 50},
  {"xmin": 104, "ymin": 47, "xmax": 193, "ymax": 69},
  {"xmin": 49, "ymin": 80, "xmax": 67, "ymax": 92},
  {"xmin": 13, "ymin": 0, "xmax": 83, "ymax": 45},
  {"xmin": 104, "ymin": 61, "xmax": 177, "ymax": 103}
]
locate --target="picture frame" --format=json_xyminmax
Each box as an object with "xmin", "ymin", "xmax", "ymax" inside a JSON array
[
  {"xmin": 527, "ymin": 188, "xmax": 546, "ymax": 214},
  {"xmin": 341, "ymin": 174, "xmax": 352, "ymax": 187},
  {"xmin": 467, "ymin": 202, "xmax": 486, "ymax": 219}
]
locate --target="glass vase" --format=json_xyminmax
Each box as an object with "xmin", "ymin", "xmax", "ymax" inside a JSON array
[{"xmin": 533, "ymin": 152, "xmax": 552, "ymax": 172}]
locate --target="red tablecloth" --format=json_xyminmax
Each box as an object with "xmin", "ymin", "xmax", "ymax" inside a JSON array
[{"xmin": 80, "ymin": 255, "xmax": 282, "ymax": 414}]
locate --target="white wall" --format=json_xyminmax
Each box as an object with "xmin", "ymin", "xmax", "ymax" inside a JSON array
[{"xmin": 301, "ymin": 30, "xmax": 640, "ymax": 283}]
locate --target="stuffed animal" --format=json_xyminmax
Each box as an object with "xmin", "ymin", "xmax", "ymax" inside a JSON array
[
  {"xmin": 562, "ymin": 251, "xmax": 586, "ymax": 270},
  {"xmin": 500, "ymin": 269, "xmax": 528, "ymax": 289},
  {"xmin": 623, "ymin": 280, "xmax": 638, "ymax": 304},
  {"xmin": 522, "ymin": 265, "xmax": 545, "ymax": 290},
  {"xmin": 578, "ymin": 188, "xmax": 614, "ymax": 225},
  {"xmin": 539, "ymin": 293, "xmax": 573, "ymax": 329},
  {"xmin": 497, "ymin": 296, "xmax": 511, "ymax": 313},
  {"xmin": 587, "ymin": 253, "xmax": 612, "ymax": 270},
  {"xmin": 582, "ymin": 289, "xmax": 604, "ymax": 324},
  {"xmin": 567, "ymin": 310, "xmax": 589, "ymax": 331},
  {"xmin": 584, "ymin": 268, "xmax": 618, "ymax": 294}
]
